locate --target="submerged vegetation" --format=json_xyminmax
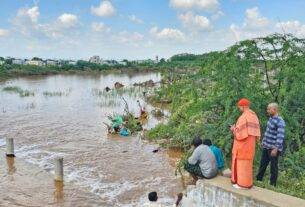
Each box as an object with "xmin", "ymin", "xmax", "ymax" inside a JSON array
[
  {"xmin": 148, "ymin": 33, "xmax": 305, "ymax": 199},
  {"xmin": 43, "ymin": 89, "xmax": 71, "ymax": 97},
  {"xmin": 2, "ymin": 86, "xmax": 35, "ymax": 97}
]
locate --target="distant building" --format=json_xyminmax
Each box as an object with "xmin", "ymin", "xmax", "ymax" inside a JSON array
[
  {"xmin": 46, "ymin": 59, "xmax": 58, "ymax": 66},
  {"xmin": 135, "ymin": 59, "xmax": 154, "ymax": 64},
  {"xmin": 0, "ymin": 60, "xmax": 5, "ymax": 65},
  {"xmin": 89, "ymin": 56, "xmax": 101, "ymax": 64},
  {"xmin": 26, "ymin": 59, "xmax": 45, "ymax": 66},
  {"xmin": 12, "ymin": 58, "xmax": 25, "ymax": 65},
  {"xmin": 68, "ymin": 60, "xmax": 77, "ymax": 65},
  {"xmin": 118, "ymin": 60, "xmax": 127, "ymax": 66},
  {"xmin": 101, "ymin": 60, "xmax": 117, "ymax": 66}
]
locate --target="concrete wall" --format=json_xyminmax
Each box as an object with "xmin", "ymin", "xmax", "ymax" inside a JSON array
[{"xmin": 181, "ymin": 176, "xmax": 305, "ymax": 207}]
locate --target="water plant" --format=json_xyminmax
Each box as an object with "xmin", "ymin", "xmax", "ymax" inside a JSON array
[
  {"xmin": 42, "ymin": 88, "xmax": 71, "ymax": 97},
  {"xmin": 3, "ymin": 86, "xmax": 35, "ymax": 97}
]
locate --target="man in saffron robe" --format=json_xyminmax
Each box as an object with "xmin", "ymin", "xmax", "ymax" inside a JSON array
[{"xmin": 230, "ymin": 98, "xmax": 261, "ymax": 189}]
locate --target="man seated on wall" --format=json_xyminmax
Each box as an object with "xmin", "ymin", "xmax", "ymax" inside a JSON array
[
  {"xmin": 203, "ymin": 139, "xmax": 225, "ymax": 172},
  {"xmin": 184, "ymin": 136, "xmax": 218, "ymax": 183}
]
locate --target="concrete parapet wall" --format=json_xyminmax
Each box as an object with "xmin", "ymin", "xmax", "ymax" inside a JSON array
[{"xmin": 182, "ymin": 176, "xmax": 305, "ymax": 207}]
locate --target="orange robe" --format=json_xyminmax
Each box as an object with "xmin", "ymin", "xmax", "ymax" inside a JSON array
[{"xmin": 231, "ymin": 109, "xmax": 260, "ymax": 188}]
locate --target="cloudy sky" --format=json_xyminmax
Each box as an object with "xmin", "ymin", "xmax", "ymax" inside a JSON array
[{"xmin": 0, "ymin": 0, "xmax": 305, "ymax": 60}]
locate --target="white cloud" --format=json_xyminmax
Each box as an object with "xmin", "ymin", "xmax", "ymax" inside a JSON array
[
  {"xmin": 128, "ymin": 15, "xmax": 144, "ymax": 24},
  {"xmin": 11, "ymin": 6, "xmax": 41, "ymax": 36},
  {"xmin": 150, "ymin": 26, "xmax": 185, "ymax": 41},
  {"xmin": 58, "ymin": 13, "xmax": 78, "ymax": 28},
  {"xmin": 244, "ymin": 7, "xmax": 269, "ymax": 29},
  {"xmin": 230, "ymin": 24, "xmax": 241, "ymax": 41},
  {"xmin": 211, "ymin": 10, "xmax": 224, "ymax": 20},
  {"xmin": 179, "ymin": 12, "xmax": 211, "ymax": 31},
  {"xmin": 91, "ymin": 1, "xmax": 116, "ymax": 17},
  {"xmin": 115, "ymin": 31, "xmax": 144, "ymax": 46},
  {"xmin": 91, "ymin": 22, "xmax": 111, "ymax": 33},
  {"xmin": 0, "ymin": 29, "xmax": 9, "ymax": 37},
  {"xmin": 229, "ymin": 7, "xmax": 271, "ymax": 41},
  {"xmin": 17, "ymin": 6, "xmax": 40, "ymax": 23},
  {"xmin": 170, "ymin": 0, "xmax": 219, "ymax": 11},
  {"xmin": 276, "ymin": 21, "xmax": 305, "ymax": 37}
]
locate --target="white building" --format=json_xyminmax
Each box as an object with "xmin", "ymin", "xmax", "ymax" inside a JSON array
[
  {"xmin": 26, "ymin": 60, "xmax": 45, "ymax": 66},
  {"xmin": 68, "ymin": 60, "xmax": 77, "ymax": 65},
  {"xmin": 89, "ymin": 56, "xmax": 101, "ymax": 64},
  {"xmin": 12, "ymin": 58, "xmax": 25, "ymax": 65},
  {"xmin": 46, "ymin": 59, "xmax": 58, "ymax": 66},
  {"xmin": 118, "ymin": 61, "xmax": 127, "ymax": 66}
]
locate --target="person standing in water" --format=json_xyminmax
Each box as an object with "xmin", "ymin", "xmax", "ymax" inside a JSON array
[{"xmin": 230, "ymin": 98, "xmax": 261, "ymax": 189}]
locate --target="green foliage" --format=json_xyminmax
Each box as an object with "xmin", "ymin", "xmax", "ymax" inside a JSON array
[
  {"xmin": 148, "ymin": 33, "xmax": 305, "ymax": 199},
  {"xmin": 3, "ymin": 86, "xmax": 35, "ymax": 97}
]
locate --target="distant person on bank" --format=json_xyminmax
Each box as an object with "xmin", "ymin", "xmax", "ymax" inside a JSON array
[
  {"xmin": 184, "ymin": 137, "xmax": 218, "ymax": 183},
  {"xmin": 256, "ymin": 103, "xmax": 285, "ymax": 186},
  {"xmin": 230, "ymin": 98, "xmax": 261, "ymax": 189},
  {"xmin": 202, "ymin": 139, "xmax": 225, "ymax": 171}
]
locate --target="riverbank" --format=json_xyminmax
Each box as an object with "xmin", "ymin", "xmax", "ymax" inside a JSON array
[
  {"xmin": 0, "ymin": 64, "xmax": 162, "ymax": 82},
  {"xmin": 146, "ymin": 34, "xmax": 305, "ymax": 199}
]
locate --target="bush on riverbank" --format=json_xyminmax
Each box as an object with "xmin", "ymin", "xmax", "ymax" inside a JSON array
[{"xmin": 147, "ymin": 33, "xmax": 305, "ymax": 199}]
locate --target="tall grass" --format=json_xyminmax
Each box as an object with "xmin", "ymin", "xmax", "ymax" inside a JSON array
[
  {"xmin": 43, "ymin": 88, "xmax": 72, "ymax": 97},
  {"xmin": 3, "ymin": 86, "xmax": 35, "ymax": 97},
  {"xmin": 92, "ymin": 87, "xmax": 146, "ymax": 99}
]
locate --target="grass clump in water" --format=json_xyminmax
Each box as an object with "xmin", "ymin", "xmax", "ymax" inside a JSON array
[
  {"xmin": 43, "ymin": 89, "xmax": 71, "ymax": 97},
  {"xmin": 3, "ymin": 86, "xmax": 35, "ymax": 97}
]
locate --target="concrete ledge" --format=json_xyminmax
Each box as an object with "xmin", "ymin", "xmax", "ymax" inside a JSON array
[{"xmin": 185, "ymin": 176, "xmax": 305, "ymax": 207}]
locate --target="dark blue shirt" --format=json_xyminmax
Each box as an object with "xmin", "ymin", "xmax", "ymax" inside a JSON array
[{"xmin": 262, "ymin": 115, "xmax": 285, "ymax": 151}]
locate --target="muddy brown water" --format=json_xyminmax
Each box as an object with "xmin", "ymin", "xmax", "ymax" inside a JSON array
[{"xmin": 0, "ymin": 72, "xmax": 183, "ymax": 207}]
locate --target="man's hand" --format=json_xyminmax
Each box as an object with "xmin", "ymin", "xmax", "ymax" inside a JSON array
[{"xmin": 271, "ymin": 148, "xmax": 278, "ymax": 157}]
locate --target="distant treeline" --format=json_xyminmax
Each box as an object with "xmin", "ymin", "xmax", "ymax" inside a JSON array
[{"xmin": 0, "ymin": 54, "xmax": 209, "ymax": 80}]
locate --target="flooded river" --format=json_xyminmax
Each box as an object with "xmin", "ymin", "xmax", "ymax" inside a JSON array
[{"xmin": 0, "ymin": 72, "xmax": 183, "ymax": 207}]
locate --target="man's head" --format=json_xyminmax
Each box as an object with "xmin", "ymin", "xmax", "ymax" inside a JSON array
[
  {"xmin": 148, "ymin": 192, "xmax": 158, "ymax": 202},
  {"xmin": 203, "ymin": 139, "xmax": 212, "ymax": 146},
  {"xmin": 192, "ymin": 136, "xmax": 203, "ymax": 148},
  {"xmin": 267, "ymin": 103, "xmax": 279, "ymax": 116},
  {"xmin": 237, "ymin": 98, "xmax": 250, "ymax": 112}
]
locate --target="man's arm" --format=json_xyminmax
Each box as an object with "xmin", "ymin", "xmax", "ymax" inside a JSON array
[
  {"xmin": 188, "ymin": 147, "xmax": 200, "ymax": 165},
  {"xmin": 275, "ymin": 119, "xmax": 285, "ymax": 151}
]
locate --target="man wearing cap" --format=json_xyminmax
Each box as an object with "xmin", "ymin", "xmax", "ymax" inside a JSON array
[{"xmin": 230, "ymin": 98, "xmax": 261, "ymax": 189}]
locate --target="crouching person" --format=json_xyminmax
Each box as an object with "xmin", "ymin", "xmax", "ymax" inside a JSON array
[{"xmin": 184, "ymin": 136, "xmax": 218, "ymax": 183}]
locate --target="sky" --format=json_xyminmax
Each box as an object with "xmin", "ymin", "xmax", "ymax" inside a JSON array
[{"xmin": 0, "ymin": 0, "xmax": 305, "ymax": 60}]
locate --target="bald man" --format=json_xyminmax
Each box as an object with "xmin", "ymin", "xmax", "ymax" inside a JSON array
[{"xmin": 256, "ymin": 103, "xmax": 285, "ymax": 186}]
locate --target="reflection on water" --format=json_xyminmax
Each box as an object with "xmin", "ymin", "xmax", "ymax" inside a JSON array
[
  {"xmin": 54, "ymin": 180, "xmax": 64, "ymax": 203},
  {"xmin": 6, "ymin": 157, "xmax": 16, "ymax": 175},
  {"xmin": 0, "ymin": 72, "xmax": 182, "ymax": 207}
]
